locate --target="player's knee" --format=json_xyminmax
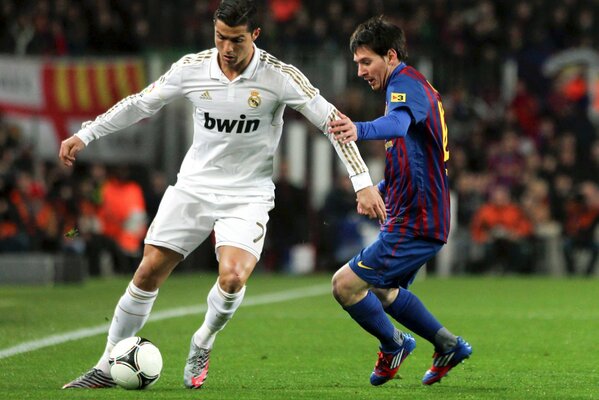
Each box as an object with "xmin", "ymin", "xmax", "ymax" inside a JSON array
[
  {"xmin": 331, "ymin": 270, "xmax": 352, "ymax": 305},
  {"xmin": 332, "ymin": 265, "xmax": 371, "ymax": 306},
  {"xmin": 218, "ymin": 273, "xmax": 244, "ymax": 293},
  {"xmin": 218, "ymin": 261, "xmax": 247, "ymax": 293}
]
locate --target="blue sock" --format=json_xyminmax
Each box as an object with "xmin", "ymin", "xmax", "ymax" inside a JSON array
[
  {"xmin": 384, "ymin": 288, "xmax": 442, "ymax": 345},
  {"xmin": 343, "ymin": 291, "xmax": 400, "ymax": 353}
]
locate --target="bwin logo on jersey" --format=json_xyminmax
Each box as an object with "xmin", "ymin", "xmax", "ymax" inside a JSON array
[{"xmin": 204, "ymin": 113, "xmax": 259, "ymax": 134}]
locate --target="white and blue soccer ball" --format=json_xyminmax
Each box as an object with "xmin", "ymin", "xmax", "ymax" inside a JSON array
[{"xmin": 108, "ymin": 336, "xmax": 163, "ymax": 389}]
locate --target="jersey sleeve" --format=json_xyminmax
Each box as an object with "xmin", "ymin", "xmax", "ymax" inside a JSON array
[
  {"xmin": 280, "ymin": 72, "xmax": 373, "ymax": 192},
  {"xmin": 386, "ymin": 76, "xmax": 428, "ymax": 124},
  {"xmin": 75, "ymin": 56, "xmax": 187, "ymax": 145},
  {"xmin": 355, "ymin": 108, "xmax": 411, "ymax": 140}
]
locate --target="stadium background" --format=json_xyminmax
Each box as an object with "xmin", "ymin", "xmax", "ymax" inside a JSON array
[{"xmin": 1, "ymin": 0, "xmax": 599, "ymax": 283}]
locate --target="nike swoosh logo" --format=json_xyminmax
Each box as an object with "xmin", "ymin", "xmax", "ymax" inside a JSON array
[{"xmin": 357, "ymin": 261, "xmax": 374, "ymax": 270}]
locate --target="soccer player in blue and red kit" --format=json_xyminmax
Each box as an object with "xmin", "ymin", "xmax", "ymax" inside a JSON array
[{"xmin": 328, "ymin": 16, "xmax": 472, "ymax": 386}]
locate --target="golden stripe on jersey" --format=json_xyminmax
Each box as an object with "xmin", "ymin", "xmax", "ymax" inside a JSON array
[
  {"xmin": 260, "ymin": 52, "xmax": 318, "ymax": 98},
  {"xmin": 153, "ymin": 49, "xmax": 214, "ymax": 89},
  {"xmin": 326, "ymin": 109, "xmax": 368, "ymax": 176}
]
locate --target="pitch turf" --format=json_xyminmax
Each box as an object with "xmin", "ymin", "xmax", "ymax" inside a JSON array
[{"xmin": 0, "ymin": 273, "xmax": 597, "ymax": 399}]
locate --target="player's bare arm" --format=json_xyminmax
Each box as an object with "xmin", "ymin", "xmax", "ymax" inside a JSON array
[
  {"xmin": 356, "ymin": 185, "xmax": 386, "ymax": 223},
  {"xmin": 329, "ymin": 111, "xmax": 358, "ymax": 144},
  {"xmin": 59, "ymin": 135, "xmax": 86, "ymax": 167}
]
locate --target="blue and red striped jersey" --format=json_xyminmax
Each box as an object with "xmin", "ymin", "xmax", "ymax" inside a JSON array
[{"xmin": 379, "ymin": 63, "xmax": 450, "ymax": 242}]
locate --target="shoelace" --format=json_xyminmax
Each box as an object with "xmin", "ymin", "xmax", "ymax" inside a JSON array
[{"xmin": 187, "ymin": 350, "xmax": 209, "ymax": 374}]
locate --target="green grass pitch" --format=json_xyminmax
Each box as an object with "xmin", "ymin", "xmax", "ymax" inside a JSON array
[{"xmin": 0, "ymin": 273, "xmax": 597, "ymax": 399}]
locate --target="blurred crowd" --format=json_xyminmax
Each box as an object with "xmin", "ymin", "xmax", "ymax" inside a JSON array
[
  {"xmin": 1, "ymin": 0, "xmax": 599, "ymax": 276},
  {"xmin": 0, "ymin": 121, "xmax": 167, "ymax": 274}
]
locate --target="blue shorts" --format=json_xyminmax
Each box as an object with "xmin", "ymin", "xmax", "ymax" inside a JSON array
[{"xmin": 348, "ymin": 232, "xmax": 444, "ymax": 289}]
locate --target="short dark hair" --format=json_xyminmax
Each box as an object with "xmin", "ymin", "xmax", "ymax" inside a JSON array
[
  {"xmin": 350, "ymin": 16, "xmax": 408, "ymax": 61},
  {"xmin": 214, "ymin": 0, "xmax": 259, "ymax": 31}
]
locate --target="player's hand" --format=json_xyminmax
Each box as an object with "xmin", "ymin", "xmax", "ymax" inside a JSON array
[
  {"xmin": 356, "ymin": 185, "xmax": 386, "ymax": 224},
  {"xmin": 59, "ymin": 135, "xmax": 86, "ymax": 167},
  {"xmin": 329, "ymin": 111, "xmax": 358, "ymax": 144}
]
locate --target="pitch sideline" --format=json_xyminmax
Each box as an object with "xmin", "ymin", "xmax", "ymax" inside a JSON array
[{"xmin": 0, "ymin": 283, "xmax": 331, "ymax": 360}]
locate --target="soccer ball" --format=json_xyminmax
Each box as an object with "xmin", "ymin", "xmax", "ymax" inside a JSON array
[{"xmin": 108, "ymin": 336, "xmax": 163, "ymax": 389}]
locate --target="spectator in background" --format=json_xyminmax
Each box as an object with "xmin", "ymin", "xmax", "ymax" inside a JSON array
[
  {"xmin": 562, "ymin": 182, "xmax": 599, "ymax": 276},
  {"xmin": 143, "ymin": 170, "xmax": 168, "ymax": 222},
  {"xmin": 9, "ymin": 170, "xmax": 46, "ymax": 248},
  {"xmin": 554, "ymin": 133, "xmax": 581, "ymax": 181},
  {"xmin": 487, "ymin": 128, "xmax": 526, "ymax": 192},
  {"xmin": 453, "ymin": 172, "xmax": 489, "ymax": 272},
  {"xmin": 74, "ymin": 177, "xmax": 102, "ymax": 275},
  {"xmin": 0, "ymin": 194, "xmax": 29, "ymax": 252},
  {"xmin": 470, "ymin": 184, "xmax": 534, "ymax": 274},
  {"xmin": 509, "ymin": 79, "xmax": 540, "ymax": 142},
  {"xmin": 582, "ymin": 140, "xmax": 599, "ymax": 182},
  {"xmin": 80, "ymin": 164, "xmax": 147, "ymax": 275},
  {"xmin": 549, "ymin": 172, "xmax": 575, "ymax": 223},
  {"xmin": 269, "ymin": 0, "xmax": 301, "ymax": 23},
  {"xmin": 262, "ymin": 160, "xmax": 309, "ymax": 272},
  {"xmin": 63, "ymin": 2, "xmax": 89, "ymax": 54},
  {"xmin": 318, "ymin": 174, "xmax": 363, "ymax": 270},
  {"xmin": 96, "ymin": 166, "xmax": 147, "ymax": 274}
]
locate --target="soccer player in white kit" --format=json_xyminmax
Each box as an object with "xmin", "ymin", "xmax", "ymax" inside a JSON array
[{"xmin": 60, "ymin": 0, "xmax": 386, "ymax": 390}]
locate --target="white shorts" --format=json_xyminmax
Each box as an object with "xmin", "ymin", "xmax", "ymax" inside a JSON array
[{"xmin": 145, "ymin": 186, "xmax": 274, "ymax": 260}]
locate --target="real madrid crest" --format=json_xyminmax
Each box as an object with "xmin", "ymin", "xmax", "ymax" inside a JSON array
[{"xmin": 248, "ymin": 90, "xmax": 261, "ymax": 108}]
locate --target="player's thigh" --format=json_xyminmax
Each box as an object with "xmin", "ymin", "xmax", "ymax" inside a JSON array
[
  {"xmin": 145, "ymin": 186, "xmax": 216, "ymax": 259},
  {"xmin": 349, "ymin": 234, "xmax": 443, "ymax": 289},
  {"xmin": 213, "ymin": 194, "xmax": 273, "ymax": 263}
]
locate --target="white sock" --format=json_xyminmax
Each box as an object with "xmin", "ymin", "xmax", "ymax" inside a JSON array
[
  {"xmin": 193, "ymin": 281, "xmax": 246, "ymax": 350},
  {"xmin": 94, "ymin": 281, "xmax": 158, "ymax": 373}
]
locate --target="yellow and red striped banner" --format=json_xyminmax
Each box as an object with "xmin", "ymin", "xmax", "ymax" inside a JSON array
[
  {"xmin": 0, "ymin": 57, "xmax": 147, "ymax": 141},
  {"xmin": 43, "ymin": 59, "xmax": 146, "ymax": 115}
]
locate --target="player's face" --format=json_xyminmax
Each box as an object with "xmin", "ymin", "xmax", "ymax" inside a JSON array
[
  {"xmin": 214, "ymin": 19, "xmax": 260, "ymax": 73},
  {"xmin": 353, "ymin": 46, "xmax": 393, "ymax": 91}
]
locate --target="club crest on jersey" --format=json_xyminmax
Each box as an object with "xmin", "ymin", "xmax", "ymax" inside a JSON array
[
  {"xmin": 248, "ymin": 90, "xmax": 261, "ymax": 108},
  {"xmin": 391, "ymin": 92, "xmax": 406, "ymax": 102},
  {"xmin": 204, "ymin": 112, "xmax": 260, "ymax": 134}
]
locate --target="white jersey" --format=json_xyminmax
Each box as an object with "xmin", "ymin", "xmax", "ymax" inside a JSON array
[{"xmin": 76, "ymin": 46, "xmax": 372, "ymax": 196}]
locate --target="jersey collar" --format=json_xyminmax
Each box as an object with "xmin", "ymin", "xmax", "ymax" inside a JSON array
[
  {"xmin": 385, "ymin": 62, "xmax": 406, "ymax": 90},
  {"xmin": 209, "ymin": 44, "xmax": 260, "ymax": 82}
]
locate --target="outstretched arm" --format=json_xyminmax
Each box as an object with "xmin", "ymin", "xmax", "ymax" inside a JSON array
[
  {"xmin": 329, "ymin": 108, "xmax": 411, "ymax": 144},
  {"xmin": 281, "ymin": 73, "xmax": 386, "ymax": 222},
  {"xmin": 58, "ymin": 56, "xmax": 187, "ymax": 166},
  {"xmin": 322, "ymin": 108, "xmax": 387, "ymax": 223}
]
